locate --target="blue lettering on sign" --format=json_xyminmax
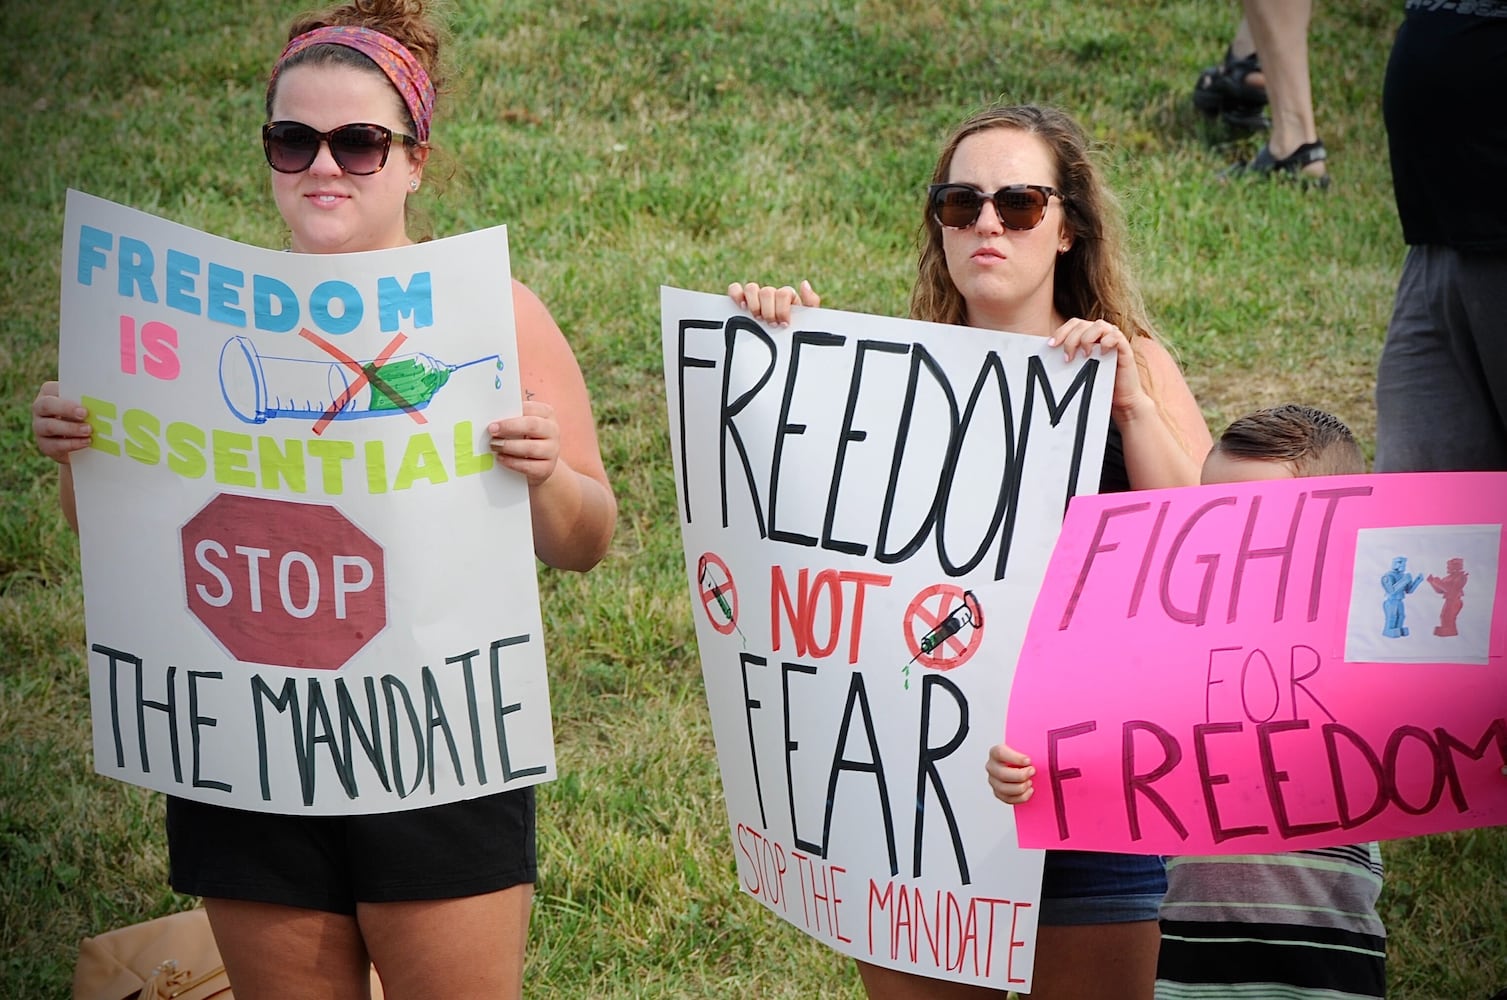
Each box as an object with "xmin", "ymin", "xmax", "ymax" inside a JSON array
[
  {"xmin": 74, "ymin": 224, "xmax": 438, "ymax": 336},
  {"xmin": 310, "ymin": 280, "xmax": 363, "ymax": 335}
]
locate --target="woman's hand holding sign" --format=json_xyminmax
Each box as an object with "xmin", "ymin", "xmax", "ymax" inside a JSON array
[
  {"xmin": 489, "ymin": 399, "xmax": 560, "ymax": 487},
  {"xmin": 32, "ymin": 381, "xmax": 92, "ymax": 464},
  {"xmin": 728, "ymin": 279, "xmax": 820, "ymax": 326}
]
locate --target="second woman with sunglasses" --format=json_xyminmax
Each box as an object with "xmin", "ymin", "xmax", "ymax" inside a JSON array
[
  {"xmin": 31, "ymin": 1, "xmax": 616, "ymax": 998},
  {"xmin": 733, "ymin": 103, "xmax": 1211, "ymax": 1000}
]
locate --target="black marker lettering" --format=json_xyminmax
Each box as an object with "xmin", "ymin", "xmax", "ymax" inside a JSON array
[
  {"xmin": 913, "ymin": 673, "xmax": 969, "ymax": 882},
  {"xmin": 820, "ymin": 671, "xmax": 896, "ymax": 874},
  {"xmin": 187, "ymin": 670, "xmax": 230, "ymax": 792},
  {"xmin": 769, "ymin": 331, "xmax": 845, "ymax": 547},
  {"xmin": 489, "ymin": 634, "xmax": 545, "ymax": 781},
  {"xmin": 675, "ymin": 317, "xmax": 722, "ymax": 523},
  {"xmin": 823, "ymin": 339, "xmax": 908, "ymax": 555},
  {"xmin": 719, "ymin": 316, "xmax": 778, "ymax": 534}
]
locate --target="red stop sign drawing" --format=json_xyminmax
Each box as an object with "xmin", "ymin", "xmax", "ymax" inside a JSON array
[
  {"xmin": 181, "ymin": 493, "xmax": 387, "ymax": 670},
  {"xmin": 903, "ymin": 584, "xmax": 985, "ymax": 671}
]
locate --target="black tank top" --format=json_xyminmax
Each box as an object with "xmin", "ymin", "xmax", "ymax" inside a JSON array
[{"xmin": 1098, "ymin": 419, "xmax": 1130, "ymax": 495}]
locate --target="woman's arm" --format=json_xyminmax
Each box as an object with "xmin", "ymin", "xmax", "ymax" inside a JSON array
[
  {"xmin": 1050, "ymin": 321, "xmax": 1212, "ymax": 490},
  {"xmin": 1116, "ymin": 336, "xmax": 1213, "ymax": 489},
  {"xmin": 490, "ymin": 280, "xmax": 617, "ymax": 572}
]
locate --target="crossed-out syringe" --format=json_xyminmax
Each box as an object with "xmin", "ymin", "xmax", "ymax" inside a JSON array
[{"xmin": 218, "ymin": 335, "xmax": 501, "ymax": 425}]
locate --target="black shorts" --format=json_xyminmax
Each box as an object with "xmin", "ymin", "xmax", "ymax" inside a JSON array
[{"xmin": 166, "ymin": 789, "xmax": 536, "ymax": 915}]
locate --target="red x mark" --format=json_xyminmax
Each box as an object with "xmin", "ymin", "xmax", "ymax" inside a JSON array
[
  {"xmin": 914, "ymin": 594, "xmax": 969, "ymax": 656},
  {"xmin": 299, "ymin": 328, "xmax": 429, "ymax": 435},
  {"xmin": 903, "ymin": 583, "xmax": 984, "ymax": 670}
]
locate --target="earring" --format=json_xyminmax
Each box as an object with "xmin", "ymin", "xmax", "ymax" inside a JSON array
[{"xmin": 410, "ymin": 179, "xmax": 420, "ymax": 191}]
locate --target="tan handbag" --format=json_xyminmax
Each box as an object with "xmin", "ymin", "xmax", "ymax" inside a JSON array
[
  {"xmin": 73, "ymin": 907, "xmax": 385, "ymax": 999},
  {"xmin": 72, "ymin": 907, "xmax": 229, "ymax": 1000}
]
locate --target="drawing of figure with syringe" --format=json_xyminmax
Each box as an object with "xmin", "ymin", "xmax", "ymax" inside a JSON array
[{"xmin": 218, "ymin": 334, "xmax": 502, "ymax": 426}]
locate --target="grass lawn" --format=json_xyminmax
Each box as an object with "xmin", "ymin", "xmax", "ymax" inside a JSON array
[{"xmin": 2, "ymin": 1, "xmax": 1503, "ymax": 997}]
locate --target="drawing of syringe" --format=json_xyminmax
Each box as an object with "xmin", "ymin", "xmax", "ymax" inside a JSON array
[
  {"xmin": 901, "ymin": 589, "xmax": 982, "ymax": 689},
  {"xmin": 218, "ymin": 335, "xmax": 502, "ymax": 425}
]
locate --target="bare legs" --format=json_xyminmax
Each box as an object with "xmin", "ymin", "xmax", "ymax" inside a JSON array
[
  {"xmin": 854, "ymin": 920, "xmax": 1160, "ymax": 1000},
  {"xmin": 1024, "ymin": 923, "xmax": 1161, "ymax": 1000},
  {"xmin": 204, "ymin": 884, "xmax": 532, "ymax": 1000},
  {"xmin": 1242, "ymin": 0, "xmax": 1324, "ymax": 175},
  {"xmin": 856, "ymin": 961, "xmax": 1006, "ymax": 999},
  {"xmin": 204, "ymin": 899, "xmax": 373, "ymax": 1000},
  {"xmin": 1229, "ymin": 17, "xmax": 1258, "ymax": 63}
]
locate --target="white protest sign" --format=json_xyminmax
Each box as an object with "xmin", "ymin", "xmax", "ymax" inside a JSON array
[
  {"xmin": 59, "ymin": 189, "xmax": 554, "ymax": 814},
  {"xmin": 661, "ymin": 287, "xmax": 1118, "ymax": 990}
]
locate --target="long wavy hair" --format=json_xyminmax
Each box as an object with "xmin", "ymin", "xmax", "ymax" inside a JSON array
[{"xmin": 909, "ymin": 105, "xmax": 1159, "ymax": 353}]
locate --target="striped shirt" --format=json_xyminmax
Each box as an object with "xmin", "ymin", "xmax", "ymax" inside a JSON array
[{"xmin": 1155, "ymin": 844, "xmax": 1387, "ymax": 1000}]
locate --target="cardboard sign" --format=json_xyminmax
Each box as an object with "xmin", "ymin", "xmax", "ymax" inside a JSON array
[
  {"xmin": 60, "ymin": 190, "xmax": 554, "ymax": 814},
  {"xmin": 662, "ymin": 287, "xmax": 1118, "ymax": 990},
  {"xmin": 1009, "ymin": 473, "xmax": 1507, "ymax": 854}
]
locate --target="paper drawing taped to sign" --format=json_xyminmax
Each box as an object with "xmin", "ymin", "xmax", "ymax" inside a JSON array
[{"xmin": 1345, "ymin": 524, "xmax": 1500, "ymax": 665}]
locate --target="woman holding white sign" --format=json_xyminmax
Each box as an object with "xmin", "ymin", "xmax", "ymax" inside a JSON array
[
  {"xmin": 31, "ymin": 1, "xmax": 616, "ymax": 997},
  {"xmin": 735, "ymin": 103, "xmax": 1211, "ymax": 999}
]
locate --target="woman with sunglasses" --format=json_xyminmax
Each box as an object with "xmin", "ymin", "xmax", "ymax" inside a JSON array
[
  {"xmin": 31, "ymin": 2, "xmax": 615, "ymax": 998},
  {"xmin": 734, "ymin": 104, "xmax": 1211, "ymax": 1000}
]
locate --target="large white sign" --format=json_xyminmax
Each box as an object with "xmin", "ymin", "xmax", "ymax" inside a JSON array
[
  {"xmin": 59, "ymin": 190, "xmax": 554, "ymax": 814},
  {"xmin": 661, "ymin": 287, "xmax": 1117, "ymax": 990}
]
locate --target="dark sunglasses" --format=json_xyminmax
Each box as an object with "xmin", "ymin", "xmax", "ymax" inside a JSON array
[
  {"xmin": 927, "ymin": 183, "xmax": 1064, "ymax": 231},
  {"xmin": 262, "ymin": 121, "xmax": 418, "ymax": 176}
]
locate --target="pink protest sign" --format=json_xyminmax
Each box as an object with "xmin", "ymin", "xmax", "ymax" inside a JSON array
[{"xmin": 1007, "ymin": 471, "xmax": 1507, "ymax": 855}]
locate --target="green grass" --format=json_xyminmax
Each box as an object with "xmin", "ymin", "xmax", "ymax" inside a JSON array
[{"xmin": 3, "ymin": 1, "xmax": 1503, "ymax": 997}]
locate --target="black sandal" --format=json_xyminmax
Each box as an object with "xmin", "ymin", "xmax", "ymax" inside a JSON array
[
  {"xmin": 1222, "ymin": 140, "xmax": 1331, "ymax": 188},
  {"xmin": 1193, "ymin": 47, "xmax": 1269, "ymax": 130}
]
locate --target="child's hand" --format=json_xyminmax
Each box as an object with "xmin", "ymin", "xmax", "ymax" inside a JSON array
[{"xmin": 986, "ymin": 742, "xmax": 1036, "ymax": 805}]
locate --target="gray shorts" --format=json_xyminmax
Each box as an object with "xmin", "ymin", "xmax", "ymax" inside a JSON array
[{"xmin": 1374, "ymin": 244, "xmax": 1507, "ymax": 472}]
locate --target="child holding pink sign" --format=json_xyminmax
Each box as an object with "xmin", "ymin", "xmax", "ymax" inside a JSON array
[
  {"xmin": 991, "ymin": 404, "xmax": 1388, "ymax": 998},
  {"xmin": 1153, "ymin": 405, "xmax": 1387, "ymax": 1000}
]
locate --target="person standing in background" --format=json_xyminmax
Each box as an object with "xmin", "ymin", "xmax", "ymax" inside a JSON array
[
  {"xmin": 1196, "ymin": 1, "xmax": 1330, "ymax": 185},
  {"xmin": 1374, "ymin": 1, "xmax": 1507, "ymax": 473}
]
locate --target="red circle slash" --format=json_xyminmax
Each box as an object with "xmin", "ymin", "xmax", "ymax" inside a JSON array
[
  {"xmin": 903, "ymin": 583, "xmax": 985, "ymax": 671},
  {"xmin": 697, "ymin": 552, "xmax": 738, "ymax": 636}
]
